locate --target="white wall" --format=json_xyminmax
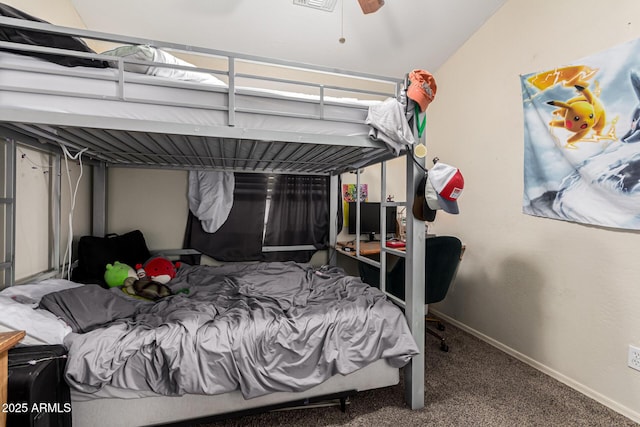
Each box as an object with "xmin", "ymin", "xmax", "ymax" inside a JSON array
[
  {"xmin": 2, "ymin": 0, "xmax": 85, "ymax": 27},
  {"xmin": 426, "ymin": 0, "xmax": 640, "ymax": 421},
  {"xmin": 14, "ymin": 147, "xmax": 50, "ymax": 278},
  {"xmin": 107, "ymin": 168, "xmax": 188, "ymax": 250},
  {"xmin": 13, "ymin": 145, "xmax": 91, "ymax": 282}
]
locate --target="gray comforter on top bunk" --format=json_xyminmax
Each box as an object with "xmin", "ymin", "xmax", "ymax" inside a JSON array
[{"xmin": 42, "ymin": 262, "xmax": 419, "ymax": 399}]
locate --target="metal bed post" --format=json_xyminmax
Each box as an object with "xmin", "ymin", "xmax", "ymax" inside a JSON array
[
  {"xmin": 329, "ymin": 174, "xmax": 339, "ymax": 265},
  {"xmin": 92, "ymin": 161, "xmax": 107, "ymax": 237},
  {"xmin": 50, "ymin": 153, "xmax": 61, "ymax": 276},
  {"xmin": 8, "ymin": 139, "xmax": 16, "ymax": 287},
  {"xmin": 379, "ymin": 162, "xmax": 387, "ymax": 293},
  {"xmin": 403, "ymin": 75, "xmax": 426, "ymax": 410},
  {"xmin": 228, "ymin": 57, "xmax": 236, "ymax": 127},
  {"xmin": 355, "ymin": 170, "xmax": 361, "ymax": 255},
  {"xmin": 0, "ymin": 138, "xmax": 16, "ymax": 287},
  {"xmin": 404, "ymin": 146, "xmax": 426, "ymax": 409}
]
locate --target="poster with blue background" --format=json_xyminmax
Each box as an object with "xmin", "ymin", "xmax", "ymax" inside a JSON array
[{"xmin": 521, "ymin": 38, "xmax": 640, "ymax": 230}]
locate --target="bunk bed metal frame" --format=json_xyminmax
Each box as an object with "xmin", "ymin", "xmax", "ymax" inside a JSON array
[{"xmin": 0, "ymin": 15, "xmax": 426, "ymax": 423}]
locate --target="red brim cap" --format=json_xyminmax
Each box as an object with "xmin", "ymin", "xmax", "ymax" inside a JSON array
[{"xmin": 427, "ymin": 163, "xmax": 463, "ymax": 215}]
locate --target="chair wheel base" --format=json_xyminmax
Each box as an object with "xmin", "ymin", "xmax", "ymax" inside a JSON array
[{"xmin": 426, "ymin": 324, "xmax": 450, "ymax": 352}]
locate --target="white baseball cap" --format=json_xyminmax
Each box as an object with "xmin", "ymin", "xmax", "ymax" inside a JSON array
[{"xmin": 425, "ymin": 162, "xmax": 464, "ymax": 214}]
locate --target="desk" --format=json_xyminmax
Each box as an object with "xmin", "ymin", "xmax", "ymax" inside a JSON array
[
  {"xmin": 0, "ymin": 331, "xmax": 25, "ymax": 427},
  {"xmin": 337, "ymin": 238, "xmax": 464, "ymax": 259},
  {"xmin": 336, "ymin": 240, "xmax": 405, "ymax": 257}
]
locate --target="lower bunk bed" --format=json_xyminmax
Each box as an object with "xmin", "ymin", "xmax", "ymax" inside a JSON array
[
  {"xmin": 1, "ymin": 261, "xmax": 419, "ymax": 426},
  {"xmin": 71, "ymin": 359, "xmax": 397, "ymax": 427}
]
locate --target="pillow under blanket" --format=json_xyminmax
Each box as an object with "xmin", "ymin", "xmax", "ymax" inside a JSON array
[
  {"xmin": 39, "ymin": 285, "xmax": 139, "ymax": 333},
  {"xmin": 101, "ymin": 44, "xmax": 227, "ymax": 86}
]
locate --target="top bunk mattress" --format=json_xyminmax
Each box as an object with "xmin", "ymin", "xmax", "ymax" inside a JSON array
[
  {"xmin": 0, "ymin": 49, "xmax": 400, "ymax": 174},
  {"xmin": 0, "ymin": 12, "xmax": 404, "ymax": 174},
  {"xmin": 0, "ymin": 50, "xmax": 378, "ymax": 138}
]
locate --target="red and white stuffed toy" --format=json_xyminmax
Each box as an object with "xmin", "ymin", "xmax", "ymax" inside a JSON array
[{"xmin": 136, "ymin": 257, "xmax": 181, "ymax": 284}]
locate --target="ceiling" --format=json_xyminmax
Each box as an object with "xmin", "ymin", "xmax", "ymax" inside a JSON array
[{"xmin": 70, "ymin": 0, "xmax": 506, "ymax": 79}]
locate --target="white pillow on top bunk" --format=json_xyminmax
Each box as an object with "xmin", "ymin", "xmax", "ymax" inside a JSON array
[
  {"xmin": 102, "ymin": 45, "xmax": 227, "ymax": 86},
  {"xmin": 101, "ymin": 44, "xmax": 155, "ymax": 74}
]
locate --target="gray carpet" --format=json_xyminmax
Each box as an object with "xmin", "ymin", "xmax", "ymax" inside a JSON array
[{"xmin": 199, "ymin": 322, "xmax": 638, "ymax": 427}]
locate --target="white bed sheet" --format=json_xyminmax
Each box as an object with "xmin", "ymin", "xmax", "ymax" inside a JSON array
[
  {"xmin": 0, "ymin": 279, "xmax": 82, "ymax": 345},
  {"xmin": 0, "ymin": 51, "xmax": 380, "ymax": 138}
]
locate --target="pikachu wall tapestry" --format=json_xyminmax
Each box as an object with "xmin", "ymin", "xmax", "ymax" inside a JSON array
[{"xmin": 521, "ymin": 39, "xmax": 640, "ymax": 230}]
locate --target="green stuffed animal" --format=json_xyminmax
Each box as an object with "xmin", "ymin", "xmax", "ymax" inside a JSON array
[{"xmin": 104, "ymin": 261, "xmax": 136, "ymax": 288}]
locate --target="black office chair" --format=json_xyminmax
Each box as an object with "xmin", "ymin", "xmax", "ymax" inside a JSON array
[{"xmin": 359, "ymin": 235, "xmax": 463, "ymax": 352}]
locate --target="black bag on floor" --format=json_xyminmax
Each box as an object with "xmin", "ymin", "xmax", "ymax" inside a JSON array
[
  {"xmin": 7, "ymin": 345, "xmax": 72, "ymax": 427},
  {"xmin": 71, "ymin": 230, "xmax": 151, "ymax": 287}
]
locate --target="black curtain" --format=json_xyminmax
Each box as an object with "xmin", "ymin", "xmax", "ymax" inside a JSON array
[
  {"xmin": 183, "ymin": 173, "xmax": 268, "ymax": 262},
  {"xmin": 263, "ymin": 175, "xmax": 329, "ymax": 263}
]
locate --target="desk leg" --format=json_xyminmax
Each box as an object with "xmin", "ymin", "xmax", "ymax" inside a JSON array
[
  {"xmin": 0, "ymin": 349, "xmax": 7, "ymax": 427},
  {"xmin": 0, "ymin": 331, "xmax": 26, "ymax": 427}
]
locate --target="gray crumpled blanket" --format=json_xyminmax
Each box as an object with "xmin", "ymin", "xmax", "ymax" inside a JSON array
[{"xmin": 61, "ymin": 262, "xmax": 419, "ymax": 398}]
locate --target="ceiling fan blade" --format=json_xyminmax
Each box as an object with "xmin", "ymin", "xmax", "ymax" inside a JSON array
[{"xmin": 357, "ymin": 0, "xmax": 384, "ymax": 14}]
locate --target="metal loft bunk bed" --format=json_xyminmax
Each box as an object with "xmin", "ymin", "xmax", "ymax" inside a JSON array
[{"xmin": 0, "ymin": 14, "xmax": 426, "ymax": 426}]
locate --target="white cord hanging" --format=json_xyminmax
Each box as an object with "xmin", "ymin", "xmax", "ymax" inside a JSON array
[
  {"xmin": 338, "ymin": 0, "xmax": 346, "ymax": 43},
  {"xmin": 60, "ymin": 144, "xmax": 88, "ymax": 280}
]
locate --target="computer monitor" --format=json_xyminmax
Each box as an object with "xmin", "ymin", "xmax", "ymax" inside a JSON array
[{"xmin": 347, "ymin": 202, "xmax": 397, "ymax": 241}]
